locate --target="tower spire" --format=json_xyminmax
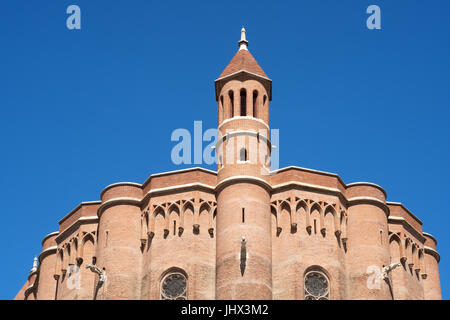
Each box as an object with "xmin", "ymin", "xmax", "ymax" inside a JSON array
[{"xmin": 238, "ymin": 27, "xmax": 248, "ymax": 51}]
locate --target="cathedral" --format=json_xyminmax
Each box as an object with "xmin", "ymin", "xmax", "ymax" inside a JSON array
[{"xmin": 15, "ymin": 29, "xmax": 442, "ymax": 300}]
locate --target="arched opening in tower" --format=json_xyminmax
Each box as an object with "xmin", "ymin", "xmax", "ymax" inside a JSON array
[
  {"xmin": 240, "ymin": 89, "xmax": 247, "ymax": 116},
  {"xmin": 253, "ymin": 90, "xmax": 258, "ymax": 118}
]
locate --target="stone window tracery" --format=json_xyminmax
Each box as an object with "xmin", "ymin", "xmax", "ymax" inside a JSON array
[
  {"xmin": 304, "ymin": 270, "xmax": 330, "ymax": 300},
  {"xmin": 160, "ymin": 272, "xmax": 187, "ymax": 300}
]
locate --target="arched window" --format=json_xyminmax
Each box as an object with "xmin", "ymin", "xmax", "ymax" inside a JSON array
[
  {"xmin": 161, "ymin": 271, "xmax": 187, "ymax": 300},
  {"xmin": 229, "ymin": 91, "xmax": 234, "ymax": 118},
  {"xmin": 240, "ymin": 89, "xmax": 247, "ymax": 116},
  {"xmin": 304, "ymin": 270, "xmax": 330, "ymax": 300},
  {"xmin": 239, "ymin": 148, "xmax": 247, "ymax": 162},
  {"xmin": 253, "ymin": 90, "xmax": 258, "ymax": 118}
]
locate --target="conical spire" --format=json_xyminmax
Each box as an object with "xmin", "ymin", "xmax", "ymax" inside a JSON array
[
  {"xmin": 217, "ymin": 28, "xmax": 268, "ymax": 80},
  {"xmin": 215, "ymin": 28, "xmax": 272, "ymax": 101}
]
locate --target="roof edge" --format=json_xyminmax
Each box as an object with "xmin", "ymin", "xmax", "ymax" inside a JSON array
[{"xmin": 386, "ymin": 201, "xmax": 423, "ymax": 226}]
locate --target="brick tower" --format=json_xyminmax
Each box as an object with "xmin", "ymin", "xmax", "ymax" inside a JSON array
[{"xmin": 215, "ymin": 28, "xmax": 273, "ymax": 299}]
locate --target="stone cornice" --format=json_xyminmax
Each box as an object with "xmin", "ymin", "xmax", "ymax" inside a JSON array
[
  {"xmin": 218, "ymin": 116, "xmax": 270, "ymax": 131},
  {"xmin": 214, "ymin": 70, "xmax": 273, "ymax": 101},
  {"xmin": 100, "ymin": 182, "xmax": 142, "ymax": 199},
  {"xmin": 271, "ymin": 166, "xmax": 347, "ymax": 188},
  {"xmin": 56, "ymin": 216, "xmax": 99, "ymax": 243},
  {"xmin": 388, "ymin": 216, "xmax": 425, "ymax": 244},
  {"xmin": 272, "ymin": 180, "xmax": 341, "ymax": 195},
  {"xmin": 424, "ymin": 246, "xmax": 440, "ymax": 263},
  {"xmin": 216, "ymin": 175, "xmax": 272, "ymax": 193},
  {"xmin": 97, "ymin": 197, "xmax": 142, "ymax": 218},
  {"xmin": 38, "ymin": 245, "xmax": 57, "ymax": 263},
  {"xmin": 423, "ymin": 232, "xmax": 438, "ymax": 245},
  {"xmin": 141, "ymin": 167, "xmax": 217, "ymax": 190},
  {"xmin": 347, "ymin": 196, "xmax": 390, "ymax": 217},
  {"xmin": 41, "ymin": 231, "xmax": 59, "ymax": 247},
  {"xmin": 58, "ymin": 201, "xmax": 101, "ymax": 225},
  {"xmin": 387, "ymin": 201, "xmax": 423, "ymax": 226},
  {"xmin": 215, "ymin": 129, "xmax": 271, "ymax": 150},
  {"xmin": 142, "ymin": 183, "xmax": 215, "ymax": 203},
  {"xmin": 347, "ymin": 182, "xmax": 387, "ymax": 199},
  {"xmin": 215, "ymin": 69, "xmax": 272, "ymax": 84}
]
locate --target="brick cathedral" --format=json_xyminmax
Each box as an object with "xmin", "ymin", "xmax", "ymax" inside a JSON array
[{"xmin": 15, "ymin": 29, "xmax": 441, "ymax": 300}]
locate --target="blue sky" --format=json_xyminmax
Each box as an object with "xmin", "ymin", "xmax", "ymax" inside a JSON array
[{"xmin": 1, "ymin": 1, "xmax": 449, "ymax": 299}]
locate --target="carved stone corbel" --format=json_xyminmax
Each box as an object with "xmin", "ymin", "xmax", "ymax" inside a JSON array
[{"xmin": 193, "ymin": 224, "xmax": 200, "ymax": 235}]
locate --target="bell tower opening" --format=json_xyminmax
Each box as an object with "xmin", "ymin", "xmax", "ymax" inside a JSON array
[
  {"xmin": 229, "ymin": 91, "xmax": 234, "ymax": 118},
  {"xmin": 253, "ymin": 90, "xmax": 258, "ymax": 118},
  {"xmin": 240, "ymin": 89, "xmax": 247, "ymax": 116}
]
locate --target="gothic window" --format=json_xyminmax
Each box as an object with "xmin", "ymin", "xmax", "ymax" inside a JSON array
[
  {"xmin": 160, "ymin": 272, "xmax": 187, "ymax": 300},
  {"xmin": 304, "ymin": 270, "xmax": 330, "ymax": 300}
]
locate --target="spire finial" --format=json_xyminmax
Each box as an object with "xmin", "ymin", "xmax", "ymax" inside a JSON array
[{"xmin": 238, "ymin": 27, "xmax": 248, "ymax": 51}]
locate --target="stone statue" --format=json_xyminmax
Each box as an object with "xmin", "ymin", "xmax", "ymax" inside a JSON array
[
  {"xmin": 86, "ymin": 264, "xmax": 107, "ymax": 283},
  {"xmin": 382, "ymin": 262, "xmax": 401, "ymax": 280}
]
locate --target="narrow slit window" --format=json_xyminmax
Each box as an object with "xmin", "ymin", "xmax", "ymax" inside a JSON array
[
  {"xmin": 240, "ymin": 89, "xmax": 247, "ymax": 116},
  {"xmin": 220, "ymin": 95, "xmax": 224, "ymax": 120},
  {"xmin": 253, "ymin": 90, "xmax": 258, "ymax": 118},
  {"xmin": 240, "ymin": 148, "xmax": 247, "ymax": 162},
  {"xmin": 314, "ymin": 220, "xmax": 317, "ymax": 234},
  {"xmin": 229, "ymin": 91, "xmax": 234, "ymax": 117},
  {"xmin": 174, "ymin": 221, "xmax": 177, "ymax": 236},
  {"xmin": 242, "ymin": 208, "xmax": 245, "ymax": 223}
]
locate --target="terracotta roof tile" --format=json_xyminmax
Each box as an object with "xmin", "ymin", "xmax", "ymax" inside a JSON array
[{"xmin": 218, "ymin": 49, "xmax": 268, "ymax": 79}]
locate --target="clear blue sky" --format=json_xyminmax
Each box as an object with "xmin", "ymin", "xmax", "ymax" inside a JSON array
[{"xmin": 1, "ymin": 0, "xmax": 449, "ymax": 300}]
